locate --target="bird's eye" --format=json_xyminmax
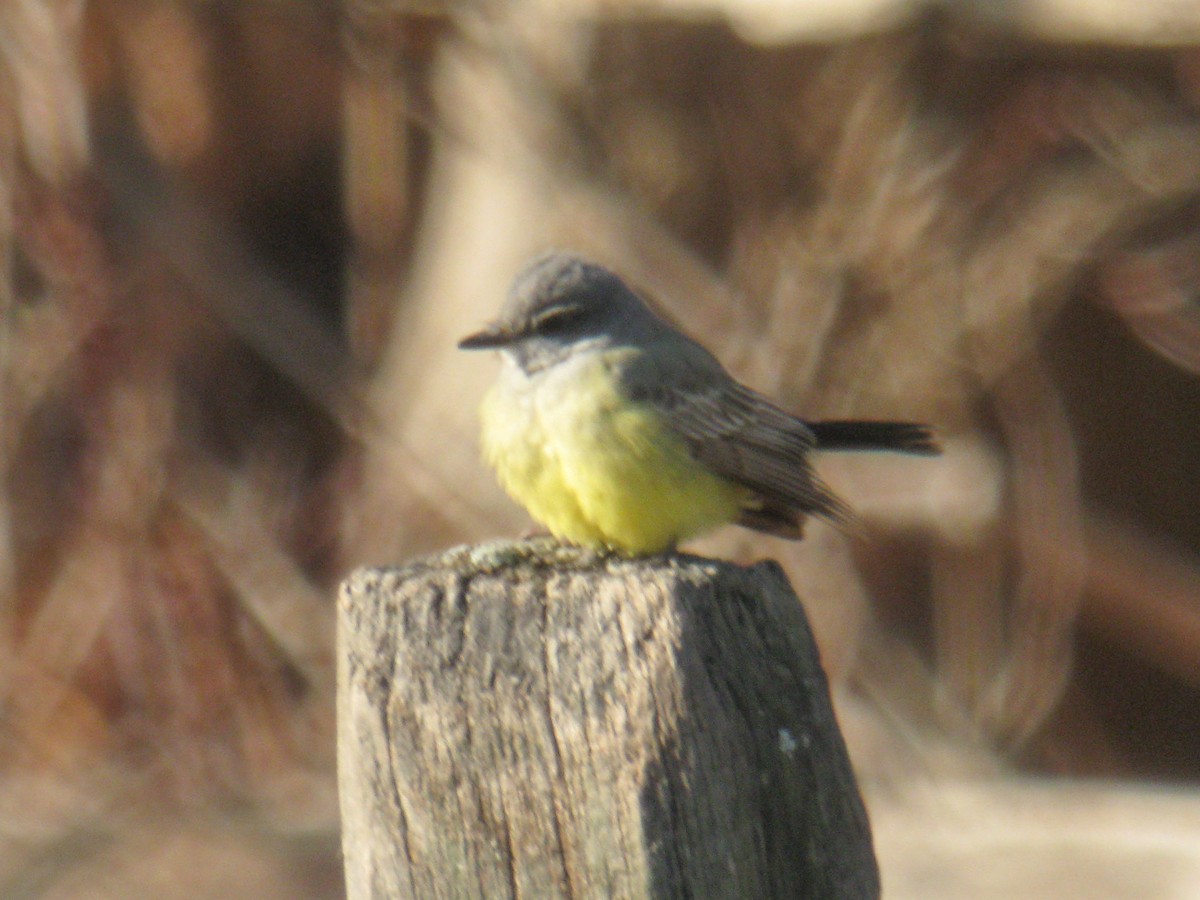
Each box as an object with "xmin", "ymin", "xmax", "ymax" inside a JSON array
[{"xmin": 531, "ymin": 305, "xmax": 586, "ymax": 336}]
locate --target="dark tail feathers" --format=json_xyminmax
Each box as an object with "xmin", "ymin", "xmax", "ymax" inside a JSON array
[{"xmin": 809, "ymin": 420, "xmax": 939, "ymax": 455}]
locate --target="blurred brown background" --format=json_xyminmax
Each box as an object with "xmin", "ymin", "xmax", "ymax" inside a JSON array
[{"xmin": 3, "ymin": 1, "xmax": 1200, "ymax": 897}]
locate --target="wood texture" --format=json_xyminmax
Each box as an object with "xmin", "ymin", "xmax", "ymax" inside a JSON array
[{"xmin": 337, "ymin": 539, "xmax": 879, "ymax": 899}]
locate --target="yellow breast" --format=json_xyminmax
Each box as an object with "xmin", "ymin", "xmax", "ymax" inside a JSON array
[{"xmin": 479, "ymin": 350, "xmax": 745, "ymax": 555}]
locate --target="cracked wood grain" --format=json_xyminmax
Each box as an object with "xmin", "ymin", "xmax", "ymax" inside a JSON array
[{"xmin": 337, "ymin": 539, "xmax": 878, "ymax": 899}]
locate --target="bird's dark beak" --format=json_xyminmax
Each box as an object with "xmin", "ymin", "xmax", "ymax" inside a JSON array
[{"xmin": 458, "ymin": 323, "xmax": 514, "ymax": 350}]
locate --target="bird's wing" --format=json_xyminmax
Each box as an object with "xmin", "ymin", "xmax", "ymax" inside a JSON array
[{"xmin": 619, "ymin": 343, "xmax": 848, "ymax": 529}]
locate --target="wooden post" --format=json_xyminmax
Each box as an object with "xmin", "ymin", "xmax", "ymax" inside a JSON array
[{"xmin": 337, "ymin": 539, "xmax": 879, "ymax": 899}]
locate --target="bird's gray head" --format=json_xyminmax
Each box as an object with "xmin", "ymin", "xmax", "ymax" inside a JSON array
[{"xmin": 458, "ymin": 252, "xmax": 668, "ymax": 374}]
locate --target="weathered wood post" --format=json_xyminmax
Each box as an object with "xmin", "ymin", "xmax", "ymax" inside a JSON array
[{"xmin": 337, "ymin": 539, "xmax": 879, "ymax": 899}]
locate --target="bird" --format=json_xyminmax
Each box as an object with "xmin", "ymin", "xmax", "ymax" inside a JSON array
[{"xmin": 458, "ymin": 252, "xmax": 938, "ymax": 556}]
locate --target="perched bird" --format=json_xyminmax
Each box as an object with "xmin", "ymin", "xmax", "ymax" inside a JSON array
[{"xmin": 459, "ymin": 252, "xmax": 938, "ymax": 556}]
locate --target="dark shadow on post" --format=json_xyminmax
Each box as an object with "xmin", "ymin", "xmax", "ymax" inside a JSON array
[
  {"xmin": 636, "ymin": 559, "xmax": 877, "ymax": 898},
  {"xmin": 337, "ymin": 539, "xmax": 879, "ymax": 899}
]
